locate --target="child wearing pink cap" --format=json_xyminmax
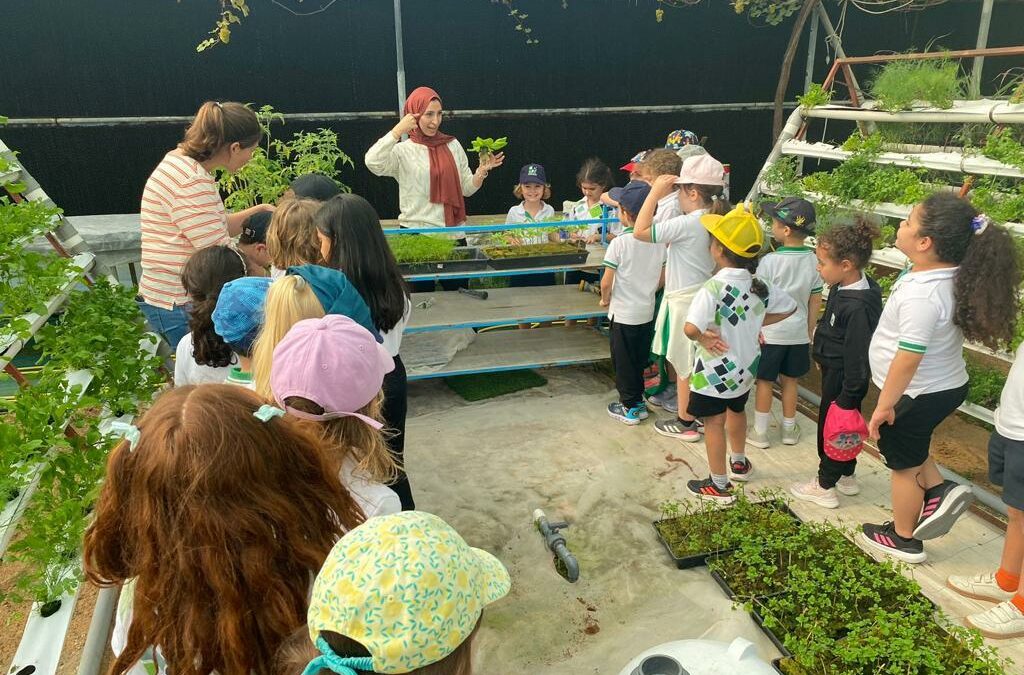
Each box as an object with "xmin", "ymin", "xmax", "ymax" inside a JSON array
[{"xmin": 271, "ymin": 314, "xmax": 401, "ymax": 519}]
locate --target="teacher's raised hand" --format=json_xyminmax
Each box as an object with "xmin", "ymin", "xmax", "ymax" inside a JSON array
[
  {"xmin": 391, "ymin": 113, "xmax": 420, "ymax": 140},
  {"xmin": 478, "ymin": 151, "xmax": 505, "ymax": 173}
]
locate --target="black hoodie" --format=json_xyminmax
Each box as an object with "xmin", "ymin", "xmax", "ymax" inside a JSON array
[{"xmin": 812, "ymin": 275, "xmax": 883, "ymax": 409}]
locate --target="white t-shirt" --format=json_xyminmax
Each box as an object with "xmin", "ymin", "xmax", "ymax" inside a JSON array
[
  {"xmin": 224, "ymin": 367, "xmax": 256, "ymax": 390},
  {"xmin": 602, "ymin": 229, "xmax": 666, "ymax": 325},
  {"xmin": 869, "ymin": 267, "xmax": 968, "ymax": 398},
  {"xmin": 380, "ymin": 297, "xmax": 412, "ymax": 357},
  {"xmin": 653, "ymin": 191, "xmax": 681, "ymax": 227},
  {"xmin": 341, "ymin": 456, "xmax": 401, "ymax": 518},
  {"xmin": 650, "ymin": 209, "xmax": 714, "ymax": 292},
  {"xmin": 505, "ymin": 202, "xmax": 556, "ymax": 245},
  {"xmin": 995, "ymin": 344, "xmax": 1024, "ymax": 441},
  {"xmin": 686, "ymin": 268, "xmax": 797, "ymax": 399},
  {"xmin": 364, "ymin": 133, "xmax": 479, "ymax": 229},
  {"xmin": 758, "ymin": 247, "xmax": 823, "ymax": 345},
  {"xmin": 173, "ymin": 332, "xmax": 237, "ymax": 386},
  {"xmin": 566, "ymin": 198, "xmax": 618, "ymax": 238}
]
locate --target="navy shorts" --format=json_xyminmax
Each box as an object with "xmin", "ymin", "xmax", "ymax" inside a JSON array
[
  {"xmin": 877, "ymin": 384, "xmax": 968, "ymax": 471},
  {"xmin": 756, "ymin": 343, "xmax": 811, "ymax": 381},
  {"xmin": 989, "ymin": 431, "xmax": 1024, "ymax": 511},
  {"xmin": 688, "ymin": 390, "xmax": 750, "ymax": 418}
]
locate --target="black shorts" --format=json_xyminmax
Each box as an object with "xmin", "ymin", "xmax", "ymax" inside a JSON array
[
  {"xmin": 687, "ymin": 390, "xmax": 750, "ymax": 418},
  {"xmin": 877, "ymin": 384, "xmax": 968, "ymax": 471},
  {"xmin": 989, "ymin": 431, "xmax": 1024, "ymax": 511},
  {"xmin": 756, "ymin": 343, "xmax": 810, "ymax": 381}
]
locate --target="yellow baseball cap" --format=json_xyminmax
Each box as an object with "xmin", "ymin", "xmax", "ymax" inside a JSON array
[
  {"xmin": 305, "ymin": 511, "xmax": 511, "ymax": 674},
  {"xmin": 700, "ymin": 203, "xmax": 765, "ymax": 258}
]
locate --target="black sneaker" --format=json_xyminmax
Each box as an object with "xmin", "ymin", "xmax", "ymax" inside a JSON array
[
  {"xmin": 913, "ymin": 480, "xmax": 974, "ymax": 540},
  {"xmin": 686, "ymin": 477, "xmax": 736, "ymax": 504},
  {"xmin": 654, "ymin": 418, "xmax": 701, "ymax": 442},
  {"xmin": 729, "ymin": 457, "xmax": 753, "ymax": 483},
  {"xmin": 860, "ymin": 521, "xmax": 926, "ymax": 564}
]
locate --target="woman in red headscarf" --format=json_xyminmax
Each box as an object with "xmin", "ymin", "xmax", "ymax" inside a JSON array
[{"xmin": 365, "ymin": 86, "xmax": 504, "ymax": 230}]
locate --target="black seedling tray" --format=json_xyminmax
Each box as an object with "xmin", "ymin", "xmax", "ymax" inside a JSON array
[
  {"xmin": 484, "ymin": 243, "xmax": 590, "ymax": 270},
  {"xmin": 398, "ymin": 247, "xmax": 488, "ymax": 275}
]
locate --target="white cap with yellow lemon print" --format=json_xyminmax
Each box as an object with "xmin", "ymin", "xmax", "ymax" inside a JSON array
[{"xmin": 306, "ymin": 511, "xmax": 511, "ymax": 674}]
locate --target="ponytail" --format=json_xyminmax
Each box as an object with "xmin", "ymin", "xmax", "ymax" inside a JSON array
[
  {"xmin": 181, "ymin": 246, "xmax": 247, "ymax": 368},
  {"xmin": 919, "ymin": 193, "xmax": 1022, "ymax": 350},
  {"xmin": 251, "ymin": 275, "xmax": 326, "ymax": 398},
  {"xmin": 714, "ymin": 239, "xmax": 769, "ymax": 300},
  {"xmin": 681, "ymin": 183, "xmax": 732, "ymax": 216},
  {"xmin": 179, "ymin": 101, "xmax": 261, "ymax": 162},
  {"xmin": 818, "ymin": 216, "xmax": 880, "ymax": 270}
]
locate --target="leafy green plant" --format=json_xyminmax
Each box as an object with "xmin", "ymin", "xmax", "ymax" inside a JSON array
[
  {"xmin": 965, "ymin": 359, "xmax": 1008, "ymax": 410},
  {"xmin": 870, "ymin": 58, "xmax": 965, "ymax": 112},
  {"xmin": 217, "ymin": 105, "xmax": 352, "ymax": 210},
  {"xmin": 466, "ymin": 137, "xmax": 509, "ymax": 159},
  {"xmin": 969, "ymin": 176, "xmax": 1024, "ymax": 225},
  {"xmin": 738, "ymin": 519, "xmax": 1007, "ymax": 673},
  {"xmin": 653, "ymin": 488, "xmax": 799, "ymax": 560},
  {"xmin": 2, "ymin": 280, "xmax": 164, "ymax": 603},
  {"xmin": 981, "ymin": 127, "xmax": 1024, "ymax": 172},
  {"xmin": 797, "ymin": 83, "xmax": 832, "ymax": 109},
  {"xmin": 483, "ymin": 242, "xmax": 583, "ymax": 259},
  {"xmin": 730, "ymin": 0, "xmax": 802, "ymax": 25},
  {"xmin": 388, "ymin": 235, "xmax": 458, "ymax": 264}
]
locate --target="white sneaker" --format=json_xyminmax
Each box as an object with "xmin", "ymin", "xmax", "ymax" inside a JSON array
[
  {"xmin": 781, "ymin": 422, "xmax": 801, "ymax": 445},
  {"xmin": 836, "ymin": 475, "xmax": 860, "ymax": 496},
  {"xmin": 747, "ymin": 428, "xmax": 770, "ymax": 449},
  {"xmin": 965, "ymin": 601, "xmax": 1024, "ymax": 639},
  {"xmin": 947, "ymin": 572, "xmax": 1016, "ymax": 603},
  {"xmin": 790, "ymin": 479, "xmax": 839, "ymax": 509}
]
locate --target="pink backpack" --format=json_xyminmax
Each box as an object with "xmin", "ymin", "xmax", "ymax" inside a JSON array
[{"xmin": 823, "ymin": 402, "xmax": 869, "ymax": 462}]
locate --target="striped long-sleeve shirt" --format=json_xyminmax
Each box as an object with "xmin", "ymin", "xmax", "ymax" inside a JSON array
[{"xmin": 139, "ymin": 152, "xmax": 229, "ymax": 309}]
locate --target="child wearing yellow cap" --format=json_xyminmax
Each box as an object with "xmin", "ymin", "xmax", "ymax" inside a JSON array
[
  {"xmin": 683, "ymin": 204, "xmax": 797, "ymax": 503},
  {"xmin": 276, "ymin": 511, "xmax": 510, "ymax": 675}
]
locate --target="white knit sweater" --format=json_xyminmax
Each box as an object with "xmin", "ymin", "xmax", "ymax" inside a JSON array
[{"xmin": 365, "ymin": 133, "xmax": 479, "ymax": 229}]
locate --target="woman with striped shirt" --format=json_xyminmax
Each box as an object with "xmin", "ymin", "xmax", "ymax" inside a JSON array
[{"xmin": 138, "ymin": 101, "xmax": 273, "ymax": 348}]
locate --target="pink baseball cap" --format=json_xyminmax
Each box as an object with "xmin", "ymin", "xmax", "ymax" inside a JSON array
[
  {"xmin": 675, "ymin": 154, "xmax": 726, "ymax": 186},
  {"xmin": 270, "ymin": 315, "xmax": 394, "ymax": 429}
]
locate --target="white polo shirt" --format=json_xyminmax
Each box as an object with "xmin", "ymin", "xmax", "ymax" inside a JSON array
[
  {"xmin": 869, "ymin": 266, "xmax": 968, "ymax": 398},
  {"xmin": 602, "ymin": 229, "xmax": 666, "ymax": 325},
  {"xmin": 653, "ymin": 192, "xmax": 681, "ymax": 227},
  {"xmin": 995, "ymin": 343, "xmax": 1024, "ymax": 441},
  {"xmin": 650, "ymin": 209, "xmax": 714, "ymax": 292},
  {"xmin": 686, "ymin": 268, "xmax": 797, "ymax": 398},
  {"xmin": 567, "ymin": 198, "xmax": 618, "ymax": 238},
  {"xmin": 758, "ymin": 247, "xmax": 823, "ymax": 345},
  {"xmin": 506, "ymin": 202, "xmax": 556, "ymax": 244}
]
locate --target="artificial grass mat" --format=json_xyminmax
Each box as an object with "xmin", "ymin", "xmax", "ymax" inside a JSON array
[{"xmin": 444, "ymin": 369, "xmax": 547, "ymax": 401}]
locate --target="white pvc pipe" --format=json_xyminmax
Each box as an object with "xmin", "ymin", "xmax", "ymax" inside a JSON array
[
  {"xmin": 803, "ymin": 105, "xmax": 1024, "ymax": 124},
  {"xmin": 77, "ymin": 586, "xmax": 120, "ymax": 675}
]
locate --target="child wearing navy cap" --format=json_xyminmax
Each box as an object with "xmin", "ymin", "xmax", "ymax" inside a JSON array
[
  {"xmin": 506, "ymin": 163, "xmax": 558, "ymax": 291},
  {"xmin": 237, "ymin": 210, "xmax": 272, "ymax": 276},
  {"xmin": 602, "ymin": 180, "xmax": 666, "ymax": 424},
  {"xmin": 506, "ymin": 163, "xmax": 557, "ymax": 243}
]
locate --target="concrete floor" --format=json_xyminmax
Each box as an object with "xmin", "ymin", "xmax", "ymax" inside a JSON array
[{"xmin": 404, "ymin": 365, "xmax": 1024, "ymax": 675}]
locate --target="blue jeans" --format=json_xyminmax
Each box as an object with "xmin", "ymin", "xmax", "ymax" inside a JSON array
[{"xmin": 136, "ymin": 298, "xmax": 190, "ymax": 350}]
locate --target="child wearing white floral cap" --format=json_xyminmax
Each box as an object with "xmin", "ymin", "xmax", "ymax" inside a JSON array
[{"xmin": 277, "ymin": 510, "xmax": 511, "ymax": 675}]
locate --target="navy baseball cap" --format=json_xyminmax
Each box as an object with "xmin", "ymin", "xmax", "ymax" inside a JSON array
[
  {"xmin": 763, "ymin": 197, "xmax": 816, "ymax": 233},
  {"xmin": 518, "ymin": 163, "xmax": 547, "ymax": 185},
  {"xmin": 609, "ymin": 180, "xmax": 652, "ymax": 217},
  {"xmin": 289, "ymin": 173, "xmax": 341, "ymax": 202},
  {"xmin": 239, "ymin": 210, "xmax": 272, "ymax": 245}
]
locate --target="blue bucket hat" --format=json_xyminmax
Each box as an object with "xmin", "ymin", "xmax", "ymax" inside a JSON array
[
  {"xmin": 518, "ymin": 163, "xmax": 547, "ymax": 186},
  {"xmin": 212, "ymin": 276, "xmax": 273, "ymax": 355},
  {"xmin": 286, "ymin": 265, "xmax": 382, "ymax": 342}
]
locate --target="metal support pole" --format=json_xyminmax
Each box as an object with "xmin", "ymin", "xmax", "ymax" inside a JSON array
[
  {"xmin": 970, "ymin": 0, "xmax": 996, "ymax": 99},
  {"xmin": 393, "ymin": 0, "xmax": 407, "ymax": 114},
  {"xmin": 805, "ymin": 12, "xmax": 819, "ymax": 93},
  {"xmin": 814, "ymin": 3, "xmax": 864, "ymax": 101}
]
